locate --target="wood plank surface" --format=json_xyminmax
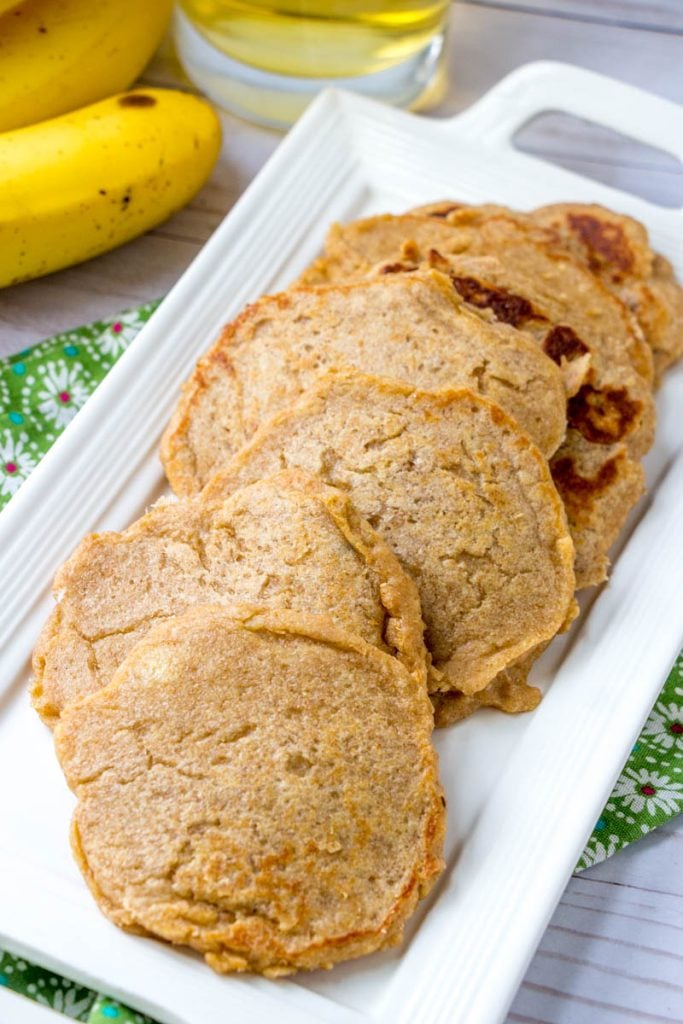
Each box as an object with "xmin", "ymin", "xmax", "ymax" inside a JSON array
[
  {"xmin": 508, "ymin": 815, "xmax": 683, "ymax": 1023},
  {"xmin": 442, "ymin": 2, "xmax": 683, "ymax": 114},
  {"xmin": 462, "ymin": 0, "xmax": 683, "ymax": 32}
]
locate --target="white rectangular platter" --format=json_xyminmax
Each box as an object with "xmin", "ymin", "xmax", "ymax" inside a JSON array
[{"xmin": 1, "ymin": 61, "xmax": 683, "ymax": 1024}]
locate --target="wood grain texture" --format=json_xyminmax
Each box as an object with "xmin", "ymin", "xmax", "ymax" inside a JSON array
[
  {"xmin": 461, "ymin": 0, "xmax": 683, "ymax": 32},
  {"xmin": 507, "ymin": 815, "xmax": 683, "ymax": 1023},
  {"xmin": 441, "ymin": 3, "xmax": 683, "ymax": 114}
]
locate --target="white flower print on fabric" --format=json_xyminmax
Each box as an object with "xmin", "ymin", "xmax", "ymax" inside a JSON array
[
  {"xmin": 641, "ymin": 700, "xmax": 683, "ymax": 752},
  {"xmin": 577, "ymin": 832, "xmax": 621, "ymax": 871},
  {"xmin": 612, "ymin": 767, "xmax": 683, "ymax": 816},
  {"xmin": 36, "ymin": 360, "xmax": 90, "ymax": 428},
  {"xmin": 97, "ymin": 310, "xmax": 143, "ymax": 357},
  {"xmin": 0, "ymin": 429, "xmax": 38, "ymax": 497},
  {"xmin": 674, "ymin": 659, "xmax": 683, "ymax": 702},
  {"xmin": 36, "ymin": 983, "xmax": 93, "ymax": 1018}
]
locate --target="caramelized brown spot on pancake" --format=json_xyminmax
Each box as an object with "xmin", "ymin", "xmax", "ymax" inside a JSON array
[
  {"xmin": 426, "ymin": 203, "xmax": 462, "ymax": 218},
  {"xmin": 543, "ymin": 325, "xmax": 590, "ymax": 364},
  {"xmin": 568, "ymin": 385, "xmax": 642, "ymax": 444},
  {"xmin": 449, "ymin": 275, "xmax": 546, "ymax": 328},
  {"xmin": 426, "ymin": 249, "xmax": 450, "ymax": 272},
  {"xmin": 567, "ymin": 213, "xmax": 634, "ymax": 279},
  {"xmin": 551, "ymin": 454, "xmax": 620, "ymax": 515},
  {"xmin": 379, "ymin": 262, "xmax": 413, "ymax": 274}
]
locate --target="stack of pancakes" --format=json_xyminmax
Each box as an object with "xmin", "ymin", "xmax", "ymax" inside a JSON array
[{"xmin": 33, "ymin": 201, "xmax": 682, "ymax": 976}]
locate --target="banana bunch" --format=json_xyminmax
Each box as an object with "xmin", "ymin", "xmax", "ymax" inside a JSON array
[{"xmin": 0, "ymin": 0, "xmax": 222, "ymax": 287}]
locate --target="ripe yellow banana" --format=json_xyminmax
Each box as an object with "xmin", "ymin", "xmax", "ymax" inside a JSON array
[
  {"xmin": 0, "ymin": 0, "xmax": 173, "ymax": 132},
  {"xmin": 0, "ymin": 88, "xmax": 222, "ymax": 288}
]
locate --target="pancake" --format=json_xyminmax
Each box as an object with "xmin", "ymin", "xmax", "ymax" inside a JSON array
[
  {"xmin": 54, "ymin": 604, "xmax": 445, "ymax": 976},
  {"xmin": 411, "ymin": 199, "xmax": 676, "ymax": 384},
  {"xmin": 161, "ymin": 269, "xmax": 566, "ymax": 497},
  {"xmin": 431, "ymin": 647, "xmax": 543, "ymax": 727},
  {"xmin": 531, "ymin": 202, "xmax": 683, "ymax": 380},
  {"xmin": 31, "ymin": 471, "xmax": 427, "ymax": 725},
  {"xmin": 551, "ymin": 432, "xmax": 644, "ymax": 587},
  {"xmin": 391, "ymin": 250, "xmax": 649, "ymax": 585},
  {"xmin": 303, "ymin": 211, "xmax": 654, "ymax": 451},
  {"xmin": 202, "ymin": 370, "xmax": 576, "ymax": 697},
  {"xmin": 303, "ymin": 210, "xmax": 655, "ymax": 585}
]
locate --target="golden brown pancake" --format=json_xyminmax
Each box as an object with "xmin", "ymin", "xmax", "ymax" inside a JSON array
[
  {"xmin": 532, "ymin": 202, "xmax": 683, "ymax": 380},
  {"xmin": 161, "ymin": 268, "xmax": 566, "ymax": 496},
  {"xmin": 550, "ymin": 432, "xmax": 644, "ymax": 586},
  {"xmin": 431, "ymin": 647, "xmax": 544, "ymax": 727},
  {"xmin": 55, "ymin": 604, "xmax": 445, "ymax": 976},
  {"xmin": 202, "ymin": 369, "xmax": 576, "ymax": 697},
  {"xmin": 32, "ymin": 471, "xmax": 427, "ymax": 725},
  {"xmin": 303, "ymin": 210, "xmax": 654, "ymax": 442},
  {"xmin": 303, "ymin": 210, "xmax": 654, "ymax": 585},
  {"xmin": 412, "ymin": 198, "xmax": 683, "ymax": 383}
]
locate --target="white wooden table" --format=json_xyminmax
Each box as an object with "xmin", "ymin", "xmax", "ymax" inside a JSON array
[{"xmin": 1, "ymin": 2, "xmax": 682, "ymax": 1021}]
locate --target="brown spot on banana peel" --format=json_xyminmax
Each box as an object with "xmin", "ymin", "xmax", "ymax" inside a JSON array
[{"xmin": 118, "ymin": 93, "xmax": 157, "ymax": 108}]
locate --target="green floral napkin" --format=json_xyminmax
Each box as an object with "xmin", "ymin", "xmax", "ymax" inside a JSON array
[
  {"xmin": 0, "ymin": 303, "xmax": 159, "ymax": 503},
  {"xmin": 1, "ymin": 307, "xmax": 681, "ymax": 1023}
]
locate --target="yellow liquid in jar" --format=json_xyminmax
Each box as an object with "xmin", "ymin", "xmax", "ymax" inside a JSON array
[{"xmin": 178, "ymin": 1, "xmax": 449, "ymax": 79}]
